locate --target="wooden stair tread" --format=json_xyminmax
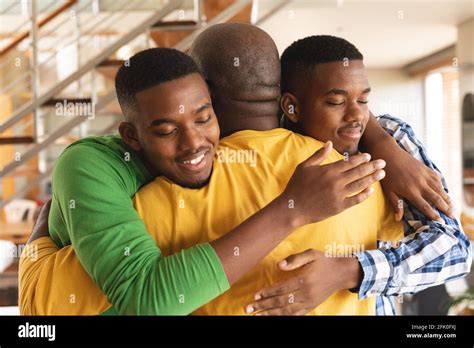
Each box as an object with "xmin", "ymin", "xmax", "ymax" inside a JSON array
[
  {"xmin": 2, "ymin": 166, "xmax": 39, "ymax": 177},
  {"xmin": 152, "ymin": 20, "xmax": 198, "ymax": 28},
  {"xmin": 0, "ymin": 136, "xmax": 34, "ymax": 145},
  {"xmin": 42, "ymin": 98, "xmax": 93, "ymax": 107},
  {"xmin": 97, "ymin": 60, "xmax": 124, "ymax": 80},
  {"xmin": 97, "ymin": 59, "xmax": 125, "ymax": 67}
]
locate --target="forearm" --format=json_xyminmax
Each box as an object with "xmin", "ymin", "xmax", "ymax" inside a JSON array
[
  {"xmin": 211, "ymin": 196, "xmax": 299, "ymax": 285},
  {"xmin": 361, "ymin": 115, "xmax": 472, "ymax": 296},
  {"xmin": 123, "ymin": 243, "xmax": 229, "ymax": 315},
  {"xmin": 75, "ymin": 218, "xmax": 229, "ymax": 315},
  {"xmin": 355, "ymin": 220, "xmax": 472, "ymax": 298},
  {"xmin": 20, "ymin": 236, "xmax": 228, "ymax": 315},
  {"xmin": 360, "ymin": 112, "xmax": 396, "ymax": 154}
]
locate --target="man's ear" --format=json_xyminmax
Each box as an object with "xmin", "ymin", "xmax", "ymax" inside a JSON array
[
  {"xmin": 280, "ymin": 92, "xmax": 300, "ymax": 124},
  {"xmin": 119, "ymin": 121, "xmax": 141, "ymax": 151}
]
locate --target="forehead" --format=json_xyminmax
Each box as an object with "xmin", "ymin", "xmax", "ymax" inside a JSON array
[
  {"xmin": 309, "ymin": 60, "xmax": 369, "ymax": 92},
  {"xmin": 135, "ymin": 73, "xmax": 210, "ymax": 115}
]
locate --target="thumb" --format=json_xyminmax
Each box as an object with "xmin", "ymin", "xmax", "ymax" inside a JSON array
[
  {"xmin": 301, "ymin": 141, "xmax": 333, "ymax": 167},
  {"xmin": 388, "ymin": 192, "xmax": 404, "ymax": 221},
  {"xmin": 279, "ymin": 249, "xmax": 317, "ymax": 271}
]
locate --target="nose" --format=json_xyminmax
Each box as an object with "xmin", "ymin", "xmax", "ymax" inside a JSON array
[
  {"xmin": 178, "ymin": 125, "xmax": 205, "ymax": 153},
  {"xmin": 343, "ymin": 101, "xmax": 366, "ymax": 124}
]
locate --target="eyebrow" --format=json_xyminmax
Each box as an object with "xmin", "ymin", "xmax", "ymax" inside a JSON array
[
  {"xmin": 194, "ymin": 102, "xmax": 211, "ymax": 114},
  {"xmin": 149, "ymin": 102, "xmax": 211, "ymax": 127},
  {"xmin": 325, "ymin": 87, "xmax": 371, "ymax": 96}
]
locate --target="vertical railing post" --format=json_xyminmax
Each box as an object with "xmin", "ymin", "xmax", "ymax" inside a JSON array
[
  {"xmin": 250, "ymin": 0, "xmax": 259, "ymax": 24},
  {"xmin": 29, "ymin": 0, "xmax": 40, "ymax": 140},
  {"xmin": 195, "ymin": 0, "xmax": 204, "ymax": 25},
  {"xmin": 74, "ymin": 1, "xmax": 88, "ymax": 138},
  {"xmin": 29, "ymin": 0, "xmax": 47, "ymax": 175}
]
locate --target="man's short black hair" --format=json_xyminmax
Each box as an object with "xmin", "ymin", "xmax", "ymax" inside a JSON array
[
  {"xmin": 115, "ymin": 47, "xmax": 202, "ymax": 120},
  {"xmin": 280, "ymin": 35, "xmax": 363, "ymax": 94}
]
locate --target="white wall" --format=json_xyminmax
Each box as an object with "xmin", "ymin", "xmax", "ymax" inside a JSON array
[
  {"xmin": 458, "ymin": 18, "xmax": 474, "ymax": 211},
  {"xmin": 366, "ymin": 69, "xmax": 425, "ymax": 142}
]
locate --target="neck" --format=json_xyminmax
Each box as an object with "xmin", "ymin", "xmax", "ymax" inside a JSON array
[{"xmin": 217, "ymin": 101, "xmax": 280, "ymax": 138}]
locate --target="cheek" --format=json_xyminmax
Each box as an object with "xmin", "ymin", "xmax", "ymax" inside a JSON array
[
  {"xmin": 362, "ymin": 112, "xmax": 370, "ymax": 127},
  {"xmin": 302, "ymin": 108, "xmax": 338, "ymax": 138},
  {"xmin": 206, "ymin": 117, "xmax": 220, "ymax": 144},
  {"xmin": 143, "ymin": 137, "xmax": 176, "ymax": 165}
]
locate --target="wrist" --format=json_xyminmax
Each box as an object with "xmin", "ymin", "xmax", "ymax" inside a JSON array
[
  {"xmin": 272, "ymin": 194, "xmax": 306, "ymax": 231},
  {"xmin": 335, "ymin": 256, "xmax": 363, "ymax": 291}
]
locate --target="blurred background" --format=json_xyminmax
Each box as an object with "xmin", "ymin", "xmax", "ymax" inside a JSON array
[{"xmin": 0, "ymin": 0, "xmax": 473, "ymax": 315}]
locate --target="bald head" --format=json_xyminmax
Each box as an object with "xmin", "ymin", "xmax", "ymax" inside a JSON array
[{"xmin": 189, "ymin": 23, "xmax": 280, "ymax": 137}]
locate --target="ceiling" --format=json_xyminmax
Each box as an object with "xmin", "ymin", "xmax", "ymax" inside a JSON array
[
  {"xmin": 258, "ymin": 0, "xmax": 474, "ymax": 68},
  {"xmin": 1, "ymin": 0, "xmax": 472, "ymax": 68}
]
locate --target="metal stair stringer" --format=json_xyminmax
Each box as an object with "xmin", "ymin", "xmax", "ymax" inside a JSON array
[
  {"xmin": 0, "ymin": 0, "xmax": 183, "ymax": 134},
  {"xmin": 0, "ymin": 89, "xmax": 117, "ymax": 180}
]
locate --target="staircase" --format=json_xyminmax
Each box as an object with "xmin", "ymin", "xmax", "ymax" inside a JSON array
[{"xmin": 0, "ymin": 0, "xmax": 286, "ymax": 209}]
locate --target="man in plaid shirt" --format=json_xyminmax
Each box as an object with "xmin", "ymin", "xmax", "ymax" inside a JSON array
[{"xmin": 248, "ymin": 35, "xmax": 471, "ymax": 316}]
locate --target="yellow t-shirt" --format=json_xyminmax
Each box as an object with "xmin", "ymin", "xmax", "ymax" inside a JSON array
[{"xmin": 133, "ymin": 128, "xmax": 403, "ymax": 315}]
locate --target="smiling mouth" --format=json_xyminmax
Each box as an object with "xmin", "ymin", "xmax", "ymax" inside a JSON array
[
  {"xmin": 177, "ymin": 151, "xmax": 210, "ymax": 172},
  {"xmin": 338, "ymin": 127, "xmax": 362, "ymax": 139},
  {"xmin": 181, "ymin": 153, "xmax": 205, "ymax": 165}
]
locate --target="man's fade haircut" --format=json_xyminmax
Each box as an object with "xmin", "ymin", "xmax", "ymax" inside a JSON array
[
  {"xmin": 115, "ymin": 47, "xmax": 203, "ymax": 120},
  {"xmin": 280, "ymin": 35, "xmax": 363, "ymax": 95}
]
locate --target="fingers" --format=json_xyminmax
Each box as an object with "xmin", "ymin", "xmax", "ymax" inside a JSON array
[
  {"xmin": 423, "ymin": 187, "xmax": 453, "ymax": 219},
  {"xmin": 411, "ymin": 194, "xmax": 443, "ymax": 223},
  {"xmin": 255, "ymin": 303, "xmax": 309, "ymax": 316},
  {"xmin": 38, "ymin": 199, "xmax": 52, "ymax": 218},
  {"xmin": 387, "ymin": 192, "xmax": 404, "ymax": 221},
  {"xmin": 428, "ymin": 171, "xmax": 452, "ymax": 209},
  {"xmin": 246, "ymin": 290, "xmax": 305, "ymax": 315},
  {"xmin": 301, "ymin": 141, "xmax": 333, "ymax": 167},
  {"xmin": 342, "ymin": 158, "xmax": 386, "ymax": 184},
  {"xmin": 423, "ymin": 167, "xmax": 453, "ymax": 217},
  {"xmin": 344, "ymin": 169, "xmax": 385, "ymax": 195},
  {"xmin": 253, "ymin": 277, "xmax": 302, "ymax": 301},
  {"xmin": 427, "ymin": 177, "xmax": 454, "ymax": 217},
  {"xmin": 278, "ymin": 249, "xmax": 317, "ymax": 271},
  {"xmin": 343, "ymin": 186, "xmax": 374, "ymax": 209},
  {"xmin": 328, "ymin": 152, "xmax": 372, "ymax": 172},
  {"xmin": 437, "ymin": 186, "xmax": 453, "ymax": 213},
  {"xmin": 28, "ymin": 199, "xmax": 53, "ymax": 243}
]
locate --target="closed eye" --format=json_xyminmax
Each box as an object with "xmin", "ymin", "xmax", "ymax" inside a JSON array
[
  {"xmin": 326, "ymin": 101, "xmax": 344, "ymax": 106},
  {"xmin": 196, "ymin": 114, "xmax": 212, "ymax": 124},
  {"xmin": 155, "ymin": 128, "xmax": 178, "ymax": 137}
]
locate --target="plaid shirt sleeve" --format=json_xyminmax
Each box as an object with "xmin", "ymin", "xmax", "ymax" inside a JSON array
[{"xmin": 354, "ymin": 114, "xmax": 472, "ymax": 306}]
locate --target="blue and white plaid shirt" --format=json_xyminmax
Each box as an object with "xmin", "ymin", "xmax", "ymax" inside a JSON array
[{"xmin": 354, "ymin": 114, "xmax": 472, "ymax": 315}]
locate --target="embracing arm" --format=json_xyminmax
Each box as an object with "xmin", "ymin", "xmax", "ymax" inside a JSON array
[
  {"xmin": 355, "ymin": 115, "xmax": 472, "ymax": 300},
  {"xmin": 361, "ymin": 112, "xmax": 453, "ymax": 222}
]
